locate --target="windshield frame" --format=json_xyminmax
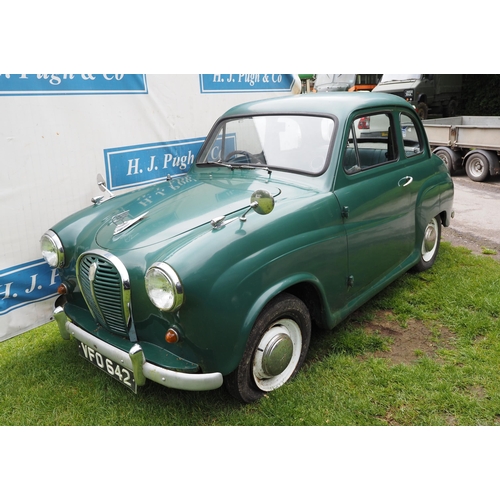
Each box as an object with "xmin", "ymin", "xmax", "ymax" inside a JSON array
[{"xmin": 196, "ymin": 112, "xmax": 338, "ymax": 177}]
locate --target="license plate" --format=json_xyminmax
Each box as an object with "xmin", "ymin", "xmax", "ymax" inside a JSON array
[{"xmin": 78, "ymin": 340, "xmax": 137, "ymax": 393}]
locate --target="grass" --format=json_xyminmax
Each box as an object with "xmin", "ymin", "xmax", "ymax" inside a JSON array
[
  {"xmin": 1, "ymin": 242, "xmax": 500, "ymax": 426},
  {"xmin": 482, "ymin": 247, "xmax": 498, "ymax": 255}
]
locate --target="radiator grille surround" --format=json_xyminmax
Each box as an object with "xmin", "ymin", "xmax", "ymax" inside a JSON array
[{"xmin": 76, "ymin": 250, "xmax": 131, "ymax": 336}]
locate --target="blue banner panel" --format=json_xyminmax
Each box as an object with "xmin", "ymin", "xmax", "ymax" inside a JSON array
[
  {"xmin": 199, "ymin": 74, "xmax": 296, "ymax": 93},
  {"xmin": 104, "ymin": 138, "xmax": 206, "ymax": 191},
  {"xmin": 0, "ymin": 74, "xmax": 148, "ymax": 96},
  {"xmin": 0, "ymin": 260, "xmax": 60, "ymax": 315}
]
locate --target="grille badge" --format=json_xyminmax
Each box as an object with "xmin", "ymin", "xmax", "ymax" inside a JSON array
[{"xmin": 88, "ymin": 262, "xmax": 97, "ymax": 282}]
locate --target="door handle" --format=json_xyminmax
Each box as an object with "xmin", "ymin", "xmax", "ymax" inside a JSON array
[{"xmin": 399, "ymin": 176, "xmax": 413, "ymax": 187}]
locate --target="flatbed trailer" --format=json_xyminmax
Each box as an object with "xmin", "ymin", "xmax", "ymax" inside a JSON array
[{"xmin": 422, "ymin": 116, "xmax": 500, "ymax": 182}]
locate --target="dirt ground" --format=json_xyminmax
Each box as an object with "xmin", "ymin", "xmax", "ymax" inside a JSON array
[
  {"xmin": 361, "ymin": 310, "xmax": 456, "ymax": 365},
  {"xmin": 442, "ymin": 226, "xmax": 500, "ymax": 263},
  {"xmin": 361, "ymin": 230, "xmax": 498, "ymax": 366}
]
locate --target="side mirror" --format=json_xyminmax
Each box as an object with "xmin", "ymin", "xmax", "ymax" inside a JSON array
[
  {"xmin": 212, "ymin": 189, "xmax": 276, "ymax": 229},
  {"xmin": 239, "ymin": 190, "xmax": 275, "ymax": 221},
  {"xmin": 92, "ymin": 174, "xmax": 114, "ymax": 205},
  {"xmin": 97, "ymin": 173, "xmax": 106, "ymax": 192},
  {"xmin": 250, "ymin": 189, "xmax": 275, "ymax": 215}
]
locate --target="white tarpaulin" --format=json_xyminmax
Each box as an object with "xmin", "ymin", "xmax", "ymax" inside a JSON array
[{"xmin": 0, "ymin": 74, "xmax": 300, "ymax": 342}]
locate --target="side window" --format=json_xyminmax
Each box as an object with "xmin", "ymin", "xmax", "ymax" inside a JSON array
[
  {"xmin": 400, "ymin": 113, "xmax": 423, "ymax": 158},
  {"xmin": 343, "ymin": 112, "xmax": 398, "ymax": 173}
]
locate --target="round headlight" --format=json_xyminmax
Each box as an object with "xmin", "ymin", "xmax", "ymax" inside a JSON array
[
  {"xmin": 145, "ymin": 262, "xmax": 184, "ymax": 312},
  {"xmin": 40, "ymin": 230, "xmax": 65, "ymax": 268}
]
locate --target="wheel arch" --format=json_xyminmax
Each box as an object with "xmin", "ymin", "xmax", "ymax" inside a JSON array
[
  {"xmin": 438, "ymin": 209, "xmax": 450, "ymax": 228},
  {"xmin": 433, "ymin": 146, "xmax": 462, "ymax": 173},
  {"xmin": 240, "ymin": 273, "xmax": 328, "ymax": 340},
  {"xmin": 213, "ymin": 273, "xmax": 326, "ymax": 379},
  {"xmin": 417, "ymin": 93, "xmax": 428, "ymax": 104},
  {"xmin": 413, "ymin": 178, "xmax": 448, "ymax": 251}
]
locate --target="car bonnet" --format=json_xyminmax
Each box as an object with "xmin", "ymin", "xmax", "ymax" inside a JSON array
[{"xmin": 94, "ymin": 174, "xmax": 281, "ymax": 251}]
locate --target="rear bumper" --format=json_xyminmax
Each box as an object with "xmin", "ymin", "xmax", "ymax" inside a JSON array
[{"xmin": 53, "ymin": 306, "xmax": 223, "ymax": 392}]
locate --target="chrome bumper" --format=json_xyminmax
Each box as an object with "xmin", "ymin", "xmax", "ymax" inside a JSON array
[{"xmin": 53, "ymin": 306, "xmax": 223, "ymax": 392}]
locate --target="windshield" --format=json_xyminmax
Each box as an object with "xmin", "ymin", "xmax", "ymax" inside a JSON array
[
  {"xmin": 332, "ymin": 74, "xmax": 355, "ymax": 83},
  {"xmin": 315, "ymin": 74, "xmax": 355, "ymax": 86},
  {"xmin": 314, "ymin": 74, "xmax": 336, "ymax": 86},
  {"xmin": 380, "ymin": 74, "xmax": 421, "ymax": 83},
  {"xmin": 198, "ymin": 114, "xmax": 335, "ymax": 175}
]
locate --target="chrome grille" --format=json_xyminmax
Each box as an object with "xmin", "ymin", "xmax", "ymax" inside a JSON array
[{"xmin": 77, "ymin": 251, "xmax": 131, "ymax": 336}]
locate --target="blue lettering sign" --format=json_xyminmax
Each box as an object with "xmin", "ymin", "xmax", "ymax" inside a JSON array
[
  {"xmin": 104, "ymin": 138, "xmax": 205, "ymax": 191},
  {"xmin": 0, "ymin": 74, "xmax": 148, "ymax": 96},
  {"xmin": 0, "ymin": 260, "xmax": 60, "ymax": 315},
  {"xmin": 199, "ymin": 74, "xmax": 296, "ymax": 93}
]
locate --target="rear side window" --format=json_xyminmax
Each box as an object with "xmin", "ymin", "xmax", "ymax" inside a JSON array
[
  {"xmin": 343, "ymin": 112, "xmax": 398, "ymax": 174},
  {"xmin": 399, "ymin": 113, "xmax": 424, "ymax": 158}
]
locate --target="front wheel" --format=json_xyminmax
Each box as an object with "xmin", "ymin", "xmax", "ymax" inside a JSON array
[
  {"xmin": 224, "ymin": 293, "xmax": 311, "ymax": 403},
  {"xmin": 434, "ymin": 147, "xmax": 462, "ymax": 174},
  {"xmin": 412, "ymin": 216, "xmax": 441, "ymax": 272},
  {"xmin": 416, "ymin": 102, "xmax": 428, "ymax": 120}
]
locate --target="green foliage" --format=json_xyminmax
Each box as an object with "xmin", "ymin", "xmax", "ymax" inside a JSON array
[
  {"xmin": 1, "ymin": 243, "xmax": 500, "ymax": 426},
  {"xmin": 462, "ymin": 75, "xmax": 500, "ymax": 115}
]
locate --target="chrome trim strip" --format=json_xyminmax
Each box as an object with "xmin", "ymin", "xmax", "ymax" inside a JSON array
[
  {"xmin": 55, "ymin": 308, "xmax": 223, "ymax": 392},
  {"xmin": 113, "ymin": 211, "xmax": 149, "ymax": 235}
]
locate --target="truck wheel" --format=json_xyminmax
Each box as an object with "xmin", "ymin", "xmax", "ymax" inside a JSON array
[
  {"xmin": 412, "ymin": 216, "xmax": 441, "ymax": 272},
  {"xmin": 224, "ymin": 293, "xmax": 311, "ymax": 403},
  {"xmin": 465, "ymin": 151, "xmax": 491, "ymax": 182},
  {"xmin": 417, "ymin": 102, "xmax": 428, "ymax": 119},
  {"xmin": 434, "ymin": 147, "xmax": 462, "ymax": 174}
]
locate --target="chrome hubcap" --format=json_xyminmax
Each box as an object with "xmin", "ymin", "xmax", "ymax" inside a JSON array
[
  {"xmin": 261, "ymin": 332, "xmax": 293, "ymax": 377},
  {"xmin": 253, "ymin": 319, "xmax": 302, "ymax": 392},
  {"xmin": 424, "ymin": 225, "xmax": 437, "ymax": 253},
  {"xmin": 471, "ymin": 159, "xmax": 484, "ymax": 175},
  {"xmin": 422, "ymin": 219, "xmax": 438, "ymax": 262}
]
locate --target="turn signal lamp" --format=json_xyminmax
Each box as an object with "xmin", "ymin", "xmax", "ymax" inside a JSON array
[{"xmin": 165, "ymin": 328, "xmax": 179, "ymax": 344}]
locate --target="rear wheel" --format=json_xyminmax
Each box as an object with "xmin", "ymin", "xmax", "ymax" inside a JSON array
[
  {"xmin": 413, "ymin": 216, "xmax": 441, "ymax": 272},
  {"xmin": 465, "ymin": 151, "xmax": 491, "ymax": 182},
  {"xmin": 224, "ymin": 293, "xmax": 311, "ymax": 403}
]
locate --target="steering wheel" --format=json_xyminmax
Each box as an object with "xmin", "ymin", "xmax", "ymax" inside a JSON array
[{"xmin": 224, "ymin": 150, "xmax": 260, "ymax": 163}]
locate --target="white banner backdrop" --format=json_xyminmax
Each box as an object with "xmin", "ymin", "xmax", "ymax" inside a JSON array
[{"xmin": 0, "ymin": 74, "xmax": 300, "ymax": 342}]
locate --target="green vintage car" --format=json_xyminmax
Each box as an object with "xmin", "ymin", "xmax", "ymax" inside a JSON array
[{"xmin": 41, "ymin": 92, "xmax": 454, "ymax": 403}]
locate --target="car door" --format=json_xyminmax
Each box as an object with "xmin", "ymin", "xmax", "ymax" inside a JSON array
[{"xmin": 334, "ymin": 110, "xmax": 415, "ymax": 299}]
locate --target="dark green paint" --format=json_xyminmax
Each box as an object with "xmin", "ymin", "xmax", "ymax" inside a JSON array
[{"xmin": 49, "ymin": 93, "xmax": 454, "ymax": 380}]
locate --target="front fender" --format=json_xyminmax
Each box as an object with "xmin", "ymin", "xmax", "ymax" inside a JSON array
[{"xmin": 166, "ymin": 194, "xmax": 347, "ymax": 375}]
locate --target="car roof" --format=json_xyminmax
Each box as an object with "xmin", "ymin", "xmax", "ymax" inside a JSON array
[{"xmin": 222, "ymin": 92, "xmax": 414, "ymax": 121}]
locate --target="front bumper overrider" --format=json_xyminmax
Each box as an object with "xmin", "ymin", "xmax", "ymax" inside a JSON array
[{"xmin": 53, "ymin": 306, "xmax": 223, "ymax": 392}]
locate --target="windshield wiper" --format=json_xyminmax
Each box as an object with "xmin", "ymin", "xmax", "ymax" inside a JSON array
[
  {"xmin": 198, "ymin": 160, "xmax": 272, "ymax": 175},
  {"xmin": 198, "ymin": 160, "xmax": 234, "ymax": 168},
  {"xmin": 234, "ymin": 164, "xmax": 272, "ymax": 174}
]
